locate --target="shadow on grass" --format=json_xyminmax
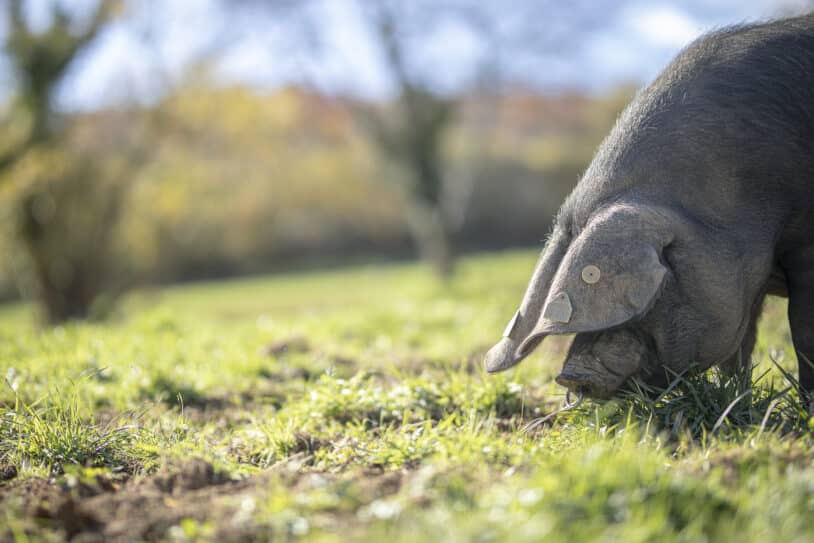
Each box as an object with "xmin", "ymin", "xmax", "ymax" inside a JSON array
[{"xmin": 139, "ymin": 374, "xmax": 209, "ymax": 408}]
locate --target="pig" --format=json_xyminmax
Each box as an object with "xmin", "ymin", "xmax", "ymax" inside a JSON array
[{"xmin": 484, "ymin": 14, "xmax": 814, "ymax": 407}]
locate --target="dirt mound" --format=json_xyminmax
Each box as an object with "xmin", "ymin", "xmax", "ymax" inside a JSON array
[
  {"xmin": 1, "ymin": 459, "xmax": 264, "ymax": 542},
  {"xmin": 150, "ymin": 458, "xmax": 232, "ymax": 493},
  {"xmin": 0, "ymin": 459, "xmax": 414, "ymax": 541}
]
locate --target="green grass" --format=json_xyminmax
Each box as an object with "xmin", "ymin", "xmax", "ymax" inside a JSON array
[{"xmin": 0, "ymin": 249, "xmax": 812, "ymax": 542}]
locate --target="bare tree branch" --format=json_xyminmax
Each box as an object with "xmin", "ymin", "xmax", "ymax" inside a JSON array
[{"xmin": 0, "ymin": 0, "xmax": 120, "ymax": 170}]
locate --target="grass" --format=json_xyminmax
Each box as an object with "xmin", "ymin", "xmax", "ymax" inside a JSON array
[
  {"xmin": 0, "ymin": 383, "xmax": 148, "ymax": 475},
  {"xmin": 0, "ymin": 249, "xmax": 812, "ymax": 542}
]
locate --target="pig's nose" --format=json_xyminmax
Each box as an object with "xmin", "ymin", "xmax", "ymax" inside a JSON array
[{"xmin": 555, "ymin": 372, "xmax": 599, "ymax": 397}]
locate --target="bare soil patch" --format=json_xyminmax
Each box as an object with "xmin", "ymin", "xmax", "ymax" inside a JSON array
[
  {"xmin": 1, "ymin": 458, "xmax": 409, "ymax": 542},
  {"xmin": 1, "ymin": 459, "xmax": 259, "ymax": 542}
]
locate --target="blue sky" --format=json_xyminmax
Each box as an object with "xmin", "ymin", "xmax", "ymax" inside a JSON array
[{"xmin": 6, "ymin": 0, "xmax": 811, "ymax": 110}]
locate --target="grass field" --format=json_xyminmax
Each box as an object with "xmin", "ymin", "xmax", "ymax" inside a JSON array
[{"xmin": 0, "ymin": 249, "xmax": 812, "ymax": 542}]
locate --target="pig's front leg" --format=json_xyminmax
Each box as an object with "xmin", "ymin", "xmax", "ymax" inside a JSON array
[
  {"xmin": 719, "ymin": 315, "xmax": 758, "ymax": 394},
  {"xmin": 719, "ymin": 293, "xmax": 765, "ymax": 393}
]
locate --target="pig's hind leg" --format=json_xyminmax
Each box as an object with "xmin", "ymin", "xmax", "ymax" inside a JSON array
[{"xmin": 786, "ymin": 275, "xmax": 814, "ymax": 415}]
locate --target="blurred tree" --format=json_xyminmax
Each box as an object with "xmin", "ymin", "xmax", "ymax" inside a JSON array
[
  {"xmin": 0, "ymin": 0, "xmax": 116, "ymax": 167},
  {"xmin": 0, "ymin": 0, "xmax": 134, "ymax": 323},
  {"xmin": 111, "ymin": 83, "xmax": 624, "ymax": 286},
  {"xmin": 8, "ymin": 111, "xmax": 150, "ymax": 323},
  {"xmin": 351, "ymin": 1, "xmax": 622, "ymax": 277},
  {"xmin": 352, "ymin": 3, "xmax": 459, "ymax": 277},
  {"xmin": 234, "ymin": 0, "xmax": 620, "ymax": 278}
]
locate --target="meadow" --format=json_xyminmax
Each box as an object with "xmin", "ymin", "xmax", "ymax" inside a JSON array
[{"xmin": 0, "ymin": 249, "xmax": 812, "ymax": 542}]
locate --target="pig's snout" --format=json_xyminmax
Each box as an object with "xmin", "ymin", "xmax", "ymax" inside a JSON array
[{"xmin": 555, "ymin": 354, "xmax": 627, "ymax": 399}]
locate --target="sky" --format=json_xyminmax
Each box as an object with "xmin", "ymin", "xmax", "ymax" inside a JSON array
[{"xmin": 4, "ymin": 0, "xmax": 813, "ymax": 110}]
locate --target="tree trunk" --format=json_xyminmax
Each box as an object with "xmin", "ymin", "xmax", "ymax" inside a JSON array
[
  {"xmin": 34, "ymin": 268, "xmax": 94, "ymax": 324},
  {"xmin": 15, "ymin": 157, "xmax": 132, "ymax": 324},
  {"xmin": 20, "ymin": 203, "xmax": 94, "ymax": 323},
  {"xmin": 405, "ymin": 200, "xmax": 454, "ymax": 278}
]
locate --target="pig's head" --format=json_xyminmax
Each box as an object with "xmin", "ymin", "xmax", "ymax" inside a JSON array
[{"xmin": 484, "ymin": 202, "xmax": 753, "ymax": 399}]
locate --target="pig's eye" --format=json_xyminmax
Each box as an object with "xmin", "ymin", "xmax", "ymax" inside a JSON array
[{"xmin": 581, "ymin": 265, "xmax": 601, "ymax": 284}]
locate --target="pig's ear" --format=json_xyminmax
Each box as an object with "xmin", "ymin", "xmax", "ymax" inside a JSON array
[
  {"xmin": 519, "ymin": 208, "xmax": 670, "ymax": 353},
  {"xmin": 484, "ymin": 229, "xmax": 570, "ymax": 372}
]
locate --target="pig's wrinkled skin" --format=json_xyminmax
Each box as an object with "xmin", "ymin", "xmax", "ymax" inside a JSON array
[{"xmin": 484, "ymin": 14, "xmax": 814, "ymax": 406}]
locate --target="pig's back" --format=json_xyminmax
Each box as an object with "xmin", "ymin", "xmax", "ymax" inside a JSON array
[{"xmin": 564, "ymin": 14, "xmax": 814, "ymax": 237}]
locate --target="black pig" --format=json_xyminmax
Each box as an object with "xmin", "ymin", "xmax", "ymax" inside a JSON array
[{"xmin": 484, "ymin": 14, "xmax": 814, "ymax": 409}]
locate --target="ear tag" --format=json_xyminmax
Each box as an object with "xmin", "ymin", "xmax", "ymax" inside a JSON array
[
  {"xmin": 502, "ymin": 311, "xmax": 520, "ymax": 338},
  {"xmin": 581, "ymin": 265, "xmax": 601, "ymax": 284},
  {"xmin": 543, "ymin": 291, "xmax": 572, "ymax": 323}
]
